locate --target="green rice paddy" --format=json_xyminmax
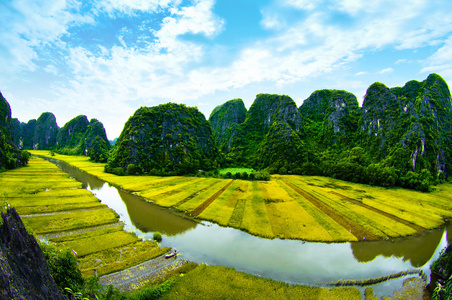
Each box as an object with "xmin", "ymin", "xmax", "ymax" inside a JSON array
[
  {"xmin": 30, "ymin": 150, "xmax": 452, "ymax": 243},
  {"xmin": 0, "ymin": 156, "xmax": 170, "ymax": 281}
]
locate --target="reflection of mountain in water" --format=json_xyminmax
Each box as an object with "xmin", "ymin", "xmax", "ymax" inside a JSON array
[
  {"xmin": 351, "ymin": 226, "xmax": 445, "ymax": 267},
  {"xmin": 118, "ymin": 190, "xmax": 197, "ymax": 236},
  {"xmin": 50, "ymin": 157, "xmax": 198, "ymax": 236}
]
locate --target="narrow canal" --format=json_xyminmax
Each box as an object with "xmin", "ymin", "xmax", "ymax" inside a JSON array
[{"xmin": 50, "ymin": 158, "xmax": 450, "ymax": 298}]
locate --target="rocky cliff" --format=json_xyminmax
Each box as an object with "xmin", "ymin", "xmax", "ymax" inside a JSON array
[
  {"xmin": 0, "ymin": 92, "xmax": 28, "ymax": 170},
  {"xmin": 16, "ymin": 112, "xmax": 60, "ymax": 150},
  {"xmin": 299, "ymin": 89, "xmax": 360, "ymax": 143},
  {"xmin": 361, "ymin": 73, "xmax": 452, "ymax": 178},
  {"xmin": 227, "ymin": 94, "xmax": 303, "ymax": 168},
  {"xmin": 0, "ymin": 208, "xmax": 66, "ymax": 300},
  {"xmin": 56, "ymin": 115, "xmax": 110, "ymax": 157},
  {"xmin": 107, "ymin": 103, "xmax": 218, "ymax": 175},
  {"xmin": 209, "ymin": 98, "xmax": 247, "ymax": 152}
]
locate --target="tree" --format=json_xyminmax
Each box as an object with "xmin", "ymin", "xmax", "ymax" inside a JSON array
[{"xmin": 87, "ymin": 136, "xmax": 109, "ymax": 163}]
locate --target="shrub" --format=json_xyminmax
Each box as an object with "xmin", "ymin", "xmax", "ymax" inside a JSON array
[
  {"xmin": 248, "ymin": 173, "xmax": 255, "ymax": 180},
  {"xmin": 112, "ymin": 167, "xmax": 125, "ymax": 176},
  {"xmin": 241, "ymin": 172, "xmax": 248, "ymax": 180},
  {"xmin": 224, "ymin": 172, "xmax": 232, "ymax": 179},
  {"xmin": 127, "ymin": 164, "xmax": 142, "ymax": 175},
  {"xmin": 40, "ymin": 242, "xmax": 84, "ymax": 292},
  {"xmin": 153, "ymin": 232, "xmax": 162, "ymax": 242}
]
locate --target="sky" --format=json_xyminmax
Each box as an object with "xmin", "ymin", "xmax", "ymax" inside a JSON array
[{"xmin": 1, "ymin": 0, "xmax": 452, "ymax": 139}]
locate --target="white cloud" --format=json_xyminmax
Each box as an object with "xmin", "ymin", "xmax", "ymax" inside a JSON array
[
  {"xmin": 355, "ymin": 71, "xmax": 368, "ymax": 76},
  {"xmin": 94, "ymin": 0, "xmax": 178, "ymax": 16},
  {"xmin": 421, "ymin": 36, "xmax": 452, "ymax": 83},
  {"xmin": 284, "ymin": 0, "xmax": 322, "ymax": 10},
  {"xmin": 378, "ymin": 68, "xmax": 393, "ymax": 74},
  {"xmin": 0, "ymin": 0, "xmax": 93, "ymax": 74},
  {"xmin": 44, "ymin": 65, "xmax": 59, "ymax": 75}
]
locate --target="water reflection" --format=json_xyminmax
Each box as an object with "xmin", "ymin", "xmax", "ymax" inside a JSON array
[
  {"xmin": 43, "ymin": 156, "xmax": 450, "ymax": 297},
  {"xmin": 351, "ymin": 227, "xmax": 445, "ymax": 267},
  {"xmin": 118, "ymin": 190, "xmax": 197, "ymax": 236}
]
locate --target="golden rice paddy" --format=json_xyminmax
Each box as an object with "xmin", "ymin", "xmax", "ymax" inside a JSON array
[{"xmin": 29, "ymin": 150, "xmax": 452, "ymax": 242}]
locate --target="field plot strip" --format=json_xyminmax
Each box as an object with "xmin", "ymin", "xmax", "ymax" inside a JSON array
[
  {"xmin": 276, "ymin": 179, "xmax": 355, "ymax": 242},
  {"xmin": 191, "ymin": 179, "xmax": 234, "ymax": 216},
  {"xmin": 328, "ymin": 190, "xmax": 426, "ymax": 232},
  {"xmin": 240, "ymin": 181, "xmax": 274, "ymax": 238},
  {"xmin": 228, "ymin": 182, "xmax": 250, "ymax": 228},
  {"xmin": 174, "ymin": 179, "xmax": 223, "ymax": 208},
  {"xmin": 282, "ymin": 179, "xmax": 376, "ymax": 240}
]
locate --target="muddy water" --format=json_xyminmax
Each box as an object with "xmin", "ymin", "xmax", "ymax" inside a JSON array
[{"xmin": 52, "ymin": 159, "xmax": 449, "ymax": 298}]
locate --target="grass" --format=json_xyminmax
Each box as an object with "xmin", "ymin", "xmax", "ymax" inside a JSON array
[
  {"xmin": 160, "ymin": 264, "xmax": 362, "ymax": 300},
  {"xmin": 0, "ymin": 155, "xmax": 177, "ymax": 288},
  {"xmin": 29, "ymin": 151, "xmax": 452, "ymax": 243},
  {"xmin": 218, "ymin": 168, "xmax": 255, "ymax": 175}
]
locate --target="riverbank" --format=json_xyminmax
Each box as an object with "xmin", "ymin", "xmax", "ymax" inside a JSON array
[{"xmin": 30, "ymin": 150, "xmax": 452, "ymax": 243}]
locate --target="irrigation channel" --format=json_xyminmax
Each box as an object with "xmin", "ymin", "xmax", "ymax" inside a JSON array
[{"xmin": 48, "ymin": 158, "xmax": 450, "ymax": 298}]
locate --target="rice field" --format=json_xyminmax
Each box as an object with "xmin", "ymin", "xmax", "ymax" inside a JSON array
[
  {"xmin": 30, "ymin": 151, "xmax": 452, "ymax": 242},
  {"xmin": 0, "ymin": 156, "xmax": 174, "ymax": 285}
]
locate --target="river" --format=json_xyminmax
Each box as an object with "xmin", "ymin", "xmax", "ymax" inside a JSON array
[{"xmin": 51, "ymin": 159, "xmax": 450, "ymax": 298}]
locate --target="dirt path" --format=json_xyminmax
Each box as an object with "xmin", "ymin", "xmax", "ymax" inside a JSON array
[{"xmin": 98, "ymin": 254, "xmax": 189, "ymax": 291}]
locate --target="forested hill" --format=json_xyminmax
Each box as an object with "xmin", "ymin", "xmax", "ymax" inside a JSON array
[
  {"xmin": 56, "ymin": 115, "xmax": 110, "ymax": 161},
  {"xmin": 0, "ymin": 92, "xmax": 28, "ymax": 171},
  {"xmin": 11, "ymin": 112, "xmax": 111, "ymax": 163},
  {"xmin": 209, "ymin": 98, "xmax": 247, "ymax": 153},
  {"xmin": 214, "ymin": 73, "xmax": 452, "ymax": 191},
  {"xmin": 106, "ymin": 103, "xmax": 219, "ymax": 176}
]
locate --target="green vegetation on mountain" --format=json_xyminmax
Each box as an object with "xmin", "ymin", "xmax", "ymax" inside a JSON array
[
  {"xmin": 56, "ymin": 115, "xmax": 110, "ymax": 162},
  {"xmin": 106, "ymin": 103, "xmax": 219, "ymax": 176},
  {"xmin": 209, "ymin": 98, "xmax": 247, "ymax": 153},
  {"xmin": 226, "ymin": 94, "xmax": 303, "ymax": 169},
  {"xmin": 0, "ymin": 92, "xmax": 29, "ymax": 171}
]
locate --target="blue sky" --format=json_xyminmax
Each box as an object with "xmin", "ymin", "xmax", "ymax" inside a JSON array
[{"xmin": 1, "ymin": 0, "xmax": 452, "ymax": 139}]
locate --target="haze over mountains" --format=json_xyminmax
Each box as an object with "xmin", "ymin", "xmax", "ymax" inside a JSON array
[{"xmin": 1, "ymin": 74, "xmax": 451, "ymax": 191}]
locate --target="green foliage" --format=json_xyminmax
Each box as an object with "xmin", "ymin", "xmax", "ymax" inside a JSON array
[
  {"xmin": 432, "ymin": 246, "xmax": 452, "ymax": 300},
  {"xmin": 433, "ymin": 275, "xmax": 452, "ymax": 300},
  {"xmin": 128, "ymin": 280, "xmax": 174, "ymax": 300},
  {"xmin": 88, "ymin": 136, "xmax": 110, "ymax": 163},
  {"xmin": 107, "ymin": 103, "xmax": 219, "ymax": 176},
  {"xmin": 56, "ymin": 116, "xmax": 110, "ymax": 159},
  {"xmin": 40, "ymin": 242, "xmax": 84, "ymax": 292},
  {"xmin": 153, "ymin": 231, "xmax": 162, "ymax": 242}
]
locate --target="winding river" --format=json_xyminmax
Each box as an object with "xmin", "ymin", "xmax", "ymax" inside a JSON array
[{"xmin": 52, "ymin": 159, "xmax": 450, "ymax": 298}]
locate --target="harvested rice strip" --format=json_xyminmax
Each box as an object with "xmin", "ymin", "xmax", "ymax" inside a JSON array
[
  {"xmin": 228, "ymin": 182, "xmax": 250, "ymax": 228},
  {"xmin": 191, "ymin": 180, "xmax": 234, "ymax": 216},
  {"xmin": 79, "ymin": 241, "xmax": 169, "ymax": 277},
  {"xmin": 61, "ymin": 230, "xmax": 138, "ymax": 257},
  {"xmin": 198, "ymin": 180, "xmax": 242, "ymax": 226},
  {"xmin": 140, "ymin": 178, "xmax": 203, "ymax": 200},
  {"xmin": 22, "ymin": 207, "xmax": 119, "ymax": 234},
  {"xmin": 173, "ymin": 178, "xmax": 222, "ymax": 208},
  {"xmin": 277, "ymin": 179, "xmax": 356, "ymax": 242},
  {"xmin": 283, "ymin": 179, "xmax": 377, "ymax": 241},
  {"xmin": 240, "ymin": 181, "xmax": 273, "ymax": 238},
  {"xmin": 177, "ymin": 180, "xmax": 226, "ymax": 212},
  {"xmin": 149, "ymin": 178, "xmax": 217, "ymax": 207}
]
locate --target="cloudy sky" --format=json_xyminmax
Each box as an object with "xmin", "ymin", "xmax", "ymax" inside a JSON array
[{"xmin": 1, "ymin": 0, "xmax": 452, "ymax": 139}]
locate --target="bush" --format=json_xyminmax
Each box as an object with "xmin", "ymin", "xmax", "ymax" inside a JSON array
[
  {"xmin": 153, "ymin": 232, "xmax": 162, "ymax": 242},
  {"xmin": 112, "ymin": 167, "xmax": 125, "ymax": 176},
  {"xmin": 127, "ymin": 164, "xmax": 142, "ymax": 175},
  {"xmin": 224, "ymin": 172, "xmax": 232, "ymax": 179},
  {"xmin": 40, "ymin": 242, "xmax": 84, "ymax": 292},
  {"xmin": 241, "ymin": 172, "xmax": 248, "ymax": 180},
  {"xmin": 248, "ymin": 173, "xmax": 255, "ymax": 180}
]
